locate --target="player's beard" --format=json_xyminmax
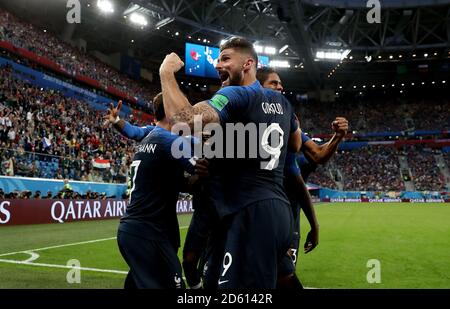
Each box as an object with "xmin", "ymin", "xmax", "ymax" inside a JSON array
[{"xmin": 228, "ymin": 70, "xmax": 244, "ymax": 86}]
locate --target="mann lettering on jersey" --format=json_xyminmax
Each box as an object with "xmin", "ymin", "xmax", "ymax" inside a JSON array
[
  {"xmin": 209, "ymin": 94, "xmax": 229, "ymax": 111},
  {"xmin": 135, "ymin": 143, "xmax": 157, "ymax": 154}
]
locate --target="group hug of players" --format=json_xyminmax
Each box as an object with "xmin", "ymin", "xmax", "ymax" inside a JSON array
[{"xmin": 103, "ymin": 37, "xmax": 348, "ymax": 289}]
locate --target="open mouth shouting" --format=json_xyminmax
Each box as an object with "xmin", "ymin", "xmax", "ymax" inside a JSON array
[{"xmin": 218, "ymin": 70, "xmax": 230, "ymax": 86}]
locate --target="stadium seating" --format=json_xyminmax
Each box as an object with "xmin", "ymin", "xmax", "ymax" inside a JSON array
[
  {"xmin": 0, "ymin": 9, "xmax": 158, "ymax": 114},
  {"xmin": 298, "ymin": 97, "xmax": 450, "ymax": 135},
  {"xmin": 305, "ymin": 146, "xmax": 449, "ymax": 192},
  {"xmin": 0, "ymin": 65, "xmax": 136, "ymax": 183},
  {"xmin": 407, "ymin": 147, "xmax": 447, "ymax": 191}
]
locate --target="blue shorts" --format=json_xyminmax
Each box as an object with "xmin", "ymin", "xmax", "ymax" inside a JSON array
[
  {"xmin": 214, "ymin": 199, "xmax": 293, "ymax": 289},
  {"xmin": 285, "ymin": 174, "xmax": 302, "ymax": 265},
  {"xmin": 117, "ymin": 230, "xmax": 184, "ymax": 289}
]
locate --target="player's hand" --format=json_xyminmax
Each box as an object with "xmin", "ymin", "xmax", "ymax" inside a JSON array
[
  {"xmin": 103, "ymin": 100, "xmax": 122, "ymax": 127},
  {"xmin": 331, "ymin": 117, "xmax": 348, "ymax": 137},
  {"xmin": 304, "ymin": 228, "xmax": 319, "ymax": 254},
  {"xmin": 160, "ymin": 52, "xmax": 184, "ymax": 75},
  {"xmin": 194, "ymin": 158, "xmax": 209, "ymax": 177}
]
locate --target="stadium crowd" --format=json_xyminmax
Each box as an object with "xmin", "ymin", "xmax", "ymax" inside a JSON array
[
  {"xmin": 445, "ymin": 151, "xmax": 450, "ymax": 171},
  {"xmin": 307, "ymin": 165, "xmax": 338, "ymax": 189},
  {"xmin": 1, "ymin": 61, "xmax": 449, "ymax": 192},
  {"xmin": 307, "ymin": 145, "xmax": 449, "ymax": 192},
  {"xmin": 0, "ymin": 64, "xmax": 136, "ymax": 183},
  {"xmin": 1, "ymin": 8, "xmax": 449, "ymax": 135},
  {"xmin": 299, "ymin": 97, "xmax": 450, "ymax": 135},
  {"xmin": 0, "ymin": 8, "xmax": 158, "ymax": 113},
  {"xmin": 333, "ymin": 146, "xmax": 405, "ymax": 191},
  {"xmin": 406, "ymin": 146, "xmax": 447, "ymax": 191}
]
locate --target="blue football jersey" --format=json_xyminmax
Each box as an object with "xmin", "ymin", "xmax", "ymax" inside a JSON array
[
  {"xmin": 207, "ymin": 80, "xmax": 298, "ymax": 217},
  {"xmin": 119, "ymin": 126, "xmax": 195, "ymax": 248}
]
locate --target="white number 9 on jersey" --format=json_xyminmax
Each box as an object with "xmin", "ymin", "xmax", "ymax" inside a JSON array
[{"xmin": 260, "ymin": 123, "xmax": 284, "ymax": 170}]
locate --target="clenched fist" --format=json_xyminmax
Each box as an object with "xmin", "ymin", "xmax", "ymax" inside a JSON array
[
  {"xmin": 159, "ymin": 52, "xmax": 184, "ymax": 75},
  {"xmin": 331, "ymin": 117, "xmax": 349, "ymax": 137}
]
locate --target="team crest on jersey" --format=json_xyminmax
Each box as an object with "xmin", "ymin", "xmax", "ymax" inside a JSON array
[{"xmin": 209, "ymin": 94, "xmax": 229, "ymax": 111}]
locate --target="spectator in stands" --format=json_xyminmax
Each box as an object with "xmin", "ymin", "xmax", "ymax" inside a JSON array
[
  {"xmin": 55, "ymin": 192, "xmax": 63, "ymax": 199},
  {"xmin": 19, "ymin": 190, "xmax": 31, "ymax": 199},
  {"xmin": 62, "ymin": 179, "xmax": 72, "ymax": 191},
  {"xmin": 33, "ymin": 190, "xmax": 41, "ymax": 199},
  {"xmin": 44, "ymin": 191, "xmax": 52, "ymax": 199},
  {"xmin": 11, "ymin": 190, "xmax": 19, "ymax": 199},
  {"xmin": 1, "ymin": 153, "xmax": 14, "ymax": 176}
]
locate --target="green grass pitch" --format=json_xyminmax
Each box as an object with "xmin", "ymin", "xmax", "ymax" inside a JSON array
[{"xmin": 0, "ymin": 203, "xmax": 449, "ymax": 288}]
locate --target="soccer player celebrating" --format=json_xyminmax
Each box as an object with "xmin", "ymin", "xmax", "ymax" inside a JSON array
[
  {"xmin": 159, "ymin": 37, "xmax": 302, "ymax": 288},
  {"xmin": 114, "ymin": 93, "xmax": 207, "ymax": 289},
  {"xmin": 104, "ymin": 99, "xmax": 215, "ymax": 289}
]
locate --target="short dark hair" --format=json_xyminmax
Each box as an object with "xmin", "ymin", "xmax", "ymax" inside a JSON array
[
  {"xmin": 220, "ymin": 37, "xmax": 258, "ymax": 69},
  {"xmin": 153, "ymin": 92, "xmax": 165, "ymax": 121},
  {"xmin": 256, "ymin": 67, "xmax": 278, "ymax": 85}
]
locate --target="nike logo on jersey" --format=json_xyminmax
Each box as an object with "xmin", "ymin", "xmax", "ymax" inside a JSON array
[
  {"xmin": 261, "ymin": 102, "xmax": 284, "ymax": 115},
  {"xmin": 218, "ymin": 279, "xmax": 229, "ymax": 285}
]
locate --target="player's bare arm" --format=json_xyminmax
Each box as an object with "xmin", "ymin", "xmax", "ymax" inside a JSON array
[
  {"xmin": 169, "ymin": 102, "xmax": 219, "ymax": 129},
  {"xmin": 159, "ymin": 53, "xmax": 219, "ymax": 129},
  {"xmin": 302, "ymin": 117, "xmax": 349, "ymax": 164}
]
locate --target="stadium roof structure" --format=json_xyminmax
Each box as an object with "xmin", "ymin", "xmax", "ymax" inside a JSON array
[
  {"xmin": 1, "ymin": 0, "xmax": 450, "ymax": 91},
  {"xmin": 301, "ymin": 0, "xmax": 450, "ymax": 8}
]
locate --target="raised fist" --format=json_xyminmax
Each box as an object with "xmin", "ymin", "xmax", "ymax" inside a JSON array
[
  {"xmin": 159, "ymin": 52, "xmax": 184, "ymax": 75},
  {"xmin": 331, "ymin": 117, "xmax": 349, "ymax": 137}
]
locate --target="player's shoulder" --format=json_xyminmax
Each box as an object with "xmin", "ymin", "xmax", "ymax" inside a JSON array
[
  {"xmin": 263, "ymin": 87, "xmax": 290, "ymax": 103},
  {"xmin": 143, "ymin": 126, "xmax": 176, "ymax": 143},
  {"xmin": 210, "ymin": 83, "xmax": 255, "ymax": 111},
  {"xmin": 142, "ymin": 124, "xmax": 155, "ymax": 130}
]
